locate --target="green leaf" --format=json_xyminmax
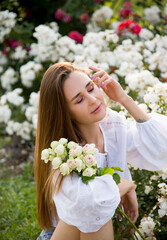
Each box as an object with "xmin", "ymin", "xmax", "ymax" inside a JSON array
[
  {"xmin": 101, "ymin": 167, "xmax": 115, "ymax": 176},
  {"xmin": 97, "ymin": 167, "xmax": 102, "ymax": 176},
  {"xmin": 113, "ymin": 173, "xmax": 121, "ymax": 184},
  {"xmin": 110, "ymin": 167, "xmax": 123, "ymax": 172},
  {"xmin": 81, "ymin": 175, "xmax": 95, "ymax": 184}
]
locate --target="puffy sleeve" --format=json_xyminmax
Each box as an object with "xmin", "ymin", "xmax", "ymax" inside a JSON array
[
  {"xmin": 53, "ymin": 172, "xmax": 120, "ymax": 233},
  {"xmin": 127, "ymin": 112, "xmax": 167, "ymax": 171}
]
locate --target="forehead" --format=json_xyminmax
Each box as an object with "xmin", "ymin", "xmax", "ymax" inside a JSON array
[{"xmin": 63, "ymin": 71, "xmax": 91, "ymax": 101}]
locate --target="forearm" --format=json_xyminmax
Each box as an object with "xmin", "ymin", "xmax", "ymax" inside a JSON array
[
  {"xmin": 118, "ymin": 179, "xmax": 135, "ymax": 197},
  {"xmin": 119, "ymin": 95, "xmax": 151, "ymax": 122}
]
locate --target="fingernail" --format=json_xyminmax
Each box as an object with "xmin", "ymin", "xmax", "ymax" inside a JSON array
[
  {"xmin": 96, "ymin": 84, "xmax": 99, "ymax": 87},
  {"xmin": 101, "ymin": 83, "xmax": 104, "ymax": 88},
  {"xmin": 90, "ymin": 76, "xmax": 93, "ymax": 79}
]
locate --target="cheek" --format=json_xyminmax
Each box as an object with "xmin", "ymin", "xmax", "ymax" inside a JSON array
[
  {"xmin": 68, "ymin": 104, "xmax": 84, "ymax": 120},
  {"xmin": 69, "ymin": 103, "xmax": 89, "ymax": 123}
]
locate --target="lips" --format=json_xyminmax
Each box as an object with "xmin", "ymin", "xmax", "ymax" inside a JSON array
[{"xmin": 91, "ymin": 104, "xmax": 101, "ymax": 113}]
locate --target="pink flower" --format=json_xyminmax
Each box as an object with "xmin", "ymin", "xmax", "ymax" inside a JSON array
[
  {"xmin": 117, "ymin": 20, "xmax": 142, "ymax": 35},
  {"xmin": 62, "ymin": 14, "xmax": 72, "ymax": 23},
  {"xmin": 120, "ymin": 8, "xmax": 131, "ymax": 18},
  {"xmin": 118, "ymin": 19, "xmax": 134, "ymax": 31},
  {"xmin": 131, "ymin": 23, "xmax": 141, "ymax": 34},
  {"xmin": 2, "ymin": 47, "xmax": 9, "ymax": 57},
  {"xmin": 80, "ymin": 13, "xmax": 90, "ymax": 24},
  {"xmin": 4, "ymin": 39, "xmax": 11, "ymax": 47},
  {"xmin": 26, "ymin": 46, "xmax": 31, "ymax": 52},
  {"xmin": 123, "ymin": 1, "xmax": 132, "ymax": 9},
  {"xmin": 68, "ymin": 31, "xmax": 83, "ymax": 43},
  {"xmin": 54, "ymin": 9, "xmax": 64, "ymax": 20},
  {"xmin": 11, "ymin": 39, "xmax": 23, "ymax": 49}
]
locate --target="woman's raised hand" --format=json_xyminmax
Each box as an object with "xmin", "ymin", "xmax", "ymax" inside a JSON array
[{"xmin": 89, "ymin": 66, "xmax": 128, "ymax": 104}]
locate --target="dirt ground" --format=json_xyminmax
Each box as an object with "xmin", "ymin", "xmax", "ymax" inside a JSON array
[{"xmin": 0, "ymin": 135, "xmax": 35, "ymax": 177}]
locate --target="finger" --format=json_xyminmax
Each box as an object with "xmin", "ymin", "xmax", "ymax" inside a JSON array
[
  {"xmin": 101, "ymin": 78, "xmax": 113, "ymax": 89},
  {"xmin": 133, "ymin": 212, "xmax": 139, "ymax": 223},
  {"xmin": 92, "ymin": 70, "xmax": 106, "ymax": 80},
  {"xmin": 130, "ymin": 211, "xmax": 138, "ymax": 223},
  {"xmin": 93, "ymin": 77, "xmax": 101, "ymax": 87},
  {"xmin": 89, "ymin": 66, "xmax": 102, "ymax": 72},
  {"xmin": 98, "ymin": 74, "xmax": 109, "ymax": 87}
]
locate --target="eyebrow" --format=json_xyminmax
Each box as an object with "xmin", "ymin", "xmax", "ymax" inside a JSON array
[{"xmin": 71, "ymin": 81, "xmax": 92, "ymax": 101}]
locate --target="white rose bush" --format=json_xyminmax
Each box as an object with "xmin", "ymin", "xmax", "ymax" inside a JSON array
[{"xmin": 0, "ymin": 0, "xmax": 167, "ymax": 238}]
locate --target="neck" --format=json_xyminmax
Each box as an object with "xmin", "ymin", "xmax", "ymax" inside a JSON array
[{"xmin": 78, "ymin": 122, "xmax": 104, "ymax": 153}]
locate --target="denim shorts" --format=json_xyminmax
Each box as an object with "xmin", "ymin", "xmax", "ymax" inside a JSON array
[{"xmin": 37, "ymin": 229, "xmax": 55, "ymax": 240}]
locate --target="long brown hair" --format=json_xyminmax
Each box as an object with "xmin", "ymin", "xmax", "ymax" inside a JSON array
[{"xmin": 34, "ymin": 62, "xmax": 90, "ymax": 229}]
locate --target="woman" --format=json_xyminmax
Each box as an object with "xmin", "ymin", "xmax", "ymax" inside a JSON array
[{"xmin": 35, "ymin": 62, "xmax": 167, "ymax": 239}]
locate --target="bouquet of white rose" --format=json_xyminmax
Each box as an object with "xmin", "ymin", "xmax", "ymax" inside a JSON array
[{"xmin": 41, "ymin": 137, "xmax": 123, "ymax": 184}]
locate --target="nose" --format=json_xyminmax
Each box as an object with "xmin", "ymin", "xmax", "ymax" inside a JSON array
[{"xmin": 87, "ymin": 94, "xmax": 96, "ymax": 105}]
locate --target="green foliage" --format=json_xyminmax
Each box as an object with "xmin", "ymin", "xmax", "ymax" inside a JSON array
[
  {"xmin": 101, "ymin": 166, "xmax": 115, "ymax": 175},
  {"xmin": 0, "ymin": 163, "xmax": 41, "ymax": 240},
  {"xmin": 81, "ymin": 174, "xmax": 95, "ymax": 184},
  {"xmin": 100, "ymin": 167, "xmax": 123, "ymax": 184}
]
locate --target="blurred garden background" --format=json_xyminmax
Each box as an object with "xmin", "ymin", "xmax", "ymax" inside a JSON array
[{"xmin": 0, "ymin": 0, "xmax": 167, "ymax": 239}]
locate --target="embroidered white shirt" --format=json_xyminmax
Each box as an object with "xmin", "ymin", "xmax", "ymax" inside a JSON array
[{"xmin": 52, "ymin": 108, "xmax": 167, "ymax": 232}]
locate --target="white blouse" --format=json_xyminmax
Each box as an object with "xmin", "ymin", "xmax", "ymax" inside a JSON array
[{"xmin": 52, "ymin": 108, "xmax": 167, "ymax": 232}]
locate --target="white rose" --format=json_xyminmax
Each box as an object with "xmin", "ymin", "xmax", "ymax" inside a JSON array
[
  {"xmin": 74, "ymin": 158, "xmax": 83, "ymax": 172},
  {"xmin": 67, "ymin": 158, "xmax": 76, "ymax": 169},
  {"xmin": 51, "ymin": 141, "xmax": 59, "ymax": 149},
  {"xmin": 60, "ymin": 163, "xmax": 70, "ymax": 176},
  {"xmin": 144, "ymin": 185, "xmax": 153, "ymax": 194},
  {"xmin": 158, "ymin": 183, "xmax": 166, "ymax": 188},
  {"xmin": 83, "ymin": 144, "xmax": 98, "ymax": 155},
  {"xmin": 158, "ymin": 208, "xmax": 167, "ymax": 218},
  {"xmin": 67, "ymin": 141, "xmax": 78, "ymax": 149},
  {"xmin": 52, "ymin": 157, "xmax": 62, "ymax": 169},
  {"xmin": 82, "ymin": 167, "xmax": 96, "ymax": 177},
  {"xmin": 55, "ymin": 144, "xmax": 65, "ymax": 155},
  {"xmin": 84, "ymin": 155, "xmax": 97, "ymax": 167},
  {"xmin": 69, "ymin": 146, "xmax": 83, "ymax": 157},
  {"xmin": 164, "ymin": 4, "xmax": 167, "ymax": 15},
  {"xmin": 59, "ymin": 138, "xmax": 68, "ymax": 145},
  {"xmin": 144, "ymin": 6, "xmax": 160, "ymax": 24},
  {"xmin": 141, "ymin": 217, "xmax": 155, "ymax": 234},
  {"xmin": 41, "ymin": 149, "xmax": 49, "ymax": 163}
]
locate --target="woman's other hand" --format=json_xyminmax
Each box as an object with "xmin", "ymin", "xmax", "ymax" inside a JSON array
[
  {"xmin": 120, "ymin": 188, "xmax": 139, "ymax": 223},
  {"xmin": 117, "ymin": 179, "xmax": 138, "ymax": 223}
]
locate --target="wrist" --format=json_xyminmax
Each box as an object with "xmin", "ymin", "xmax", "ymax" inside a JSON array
[
  {"xmin": 119, "ymin": 95, "xmax": 132, "ymax": 106},
  {"xmin": 127, "ymin": 183, "xmax": 136, "ymax": 194}
]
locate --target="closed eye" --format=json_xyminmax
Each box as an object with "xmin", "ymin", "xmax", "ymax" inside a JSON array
[
  {"xmin": 88, "ymin": 86, "xmax": 94, "ymax": 92},
  {"xmin": 76, "ymin": 84, "xmax": 94, "ymax": 104},
  {"xmin": 77, "ymin": 97, "xmax": 83, "ymax": 104}
]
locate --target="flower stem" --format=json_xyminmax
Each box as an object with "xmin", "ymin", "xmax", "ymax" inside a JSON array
[{"xmin": 118, "ymin": 206, "xmax": 146, "ymax": 240}]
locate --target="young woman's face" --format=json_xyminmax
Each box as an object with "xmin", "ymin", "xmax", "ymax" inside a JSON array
[{"xmin": 63, "ymin": 71, "xmax": 106, "ymax": 127}]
